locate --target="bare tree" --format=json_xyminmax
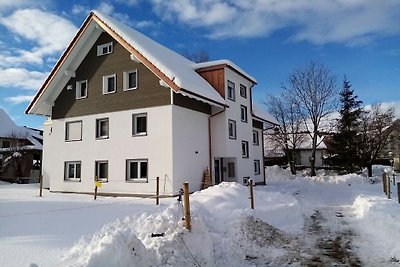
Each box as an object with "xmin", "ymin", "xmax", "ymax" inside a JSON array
[
  {"xmin": 358, "ymin": 104, "xmax": 395, "ymax": 177},
  {"xmin": 266, "ymin": 93, "xmax": 305, "ymax": 174},
  {"xmin": 184, "ymin": 49, "xmax": 210, "ymax": 63},
  {"xmin": 284, "ymin": 61, "xmax": 338, "ymax": 176}
]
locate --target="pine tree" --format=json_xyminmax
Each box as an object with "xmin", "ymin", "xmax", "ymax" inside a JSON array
[{"xmin": 333, "ymin": 77, "xmax": 363, "ymax": 172}]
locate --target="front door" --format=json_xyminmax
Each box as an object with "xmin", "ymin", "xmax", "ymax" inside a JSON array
[{"xmin": 214, "ymin": 159, "xmax": 221, "ymax": 184}]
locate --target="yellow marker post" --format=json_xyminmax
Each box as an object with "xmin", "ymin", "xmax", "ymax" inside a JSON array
[{"xmin": 95, "ymin": 181, "xmax": 102, "ymax": 188}]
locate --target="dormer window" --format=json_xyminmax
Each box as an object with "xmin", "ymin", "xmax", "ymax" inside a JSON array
[{"xmin": 97, "ymin": 42, "xmax": 113, "ymax": 56}]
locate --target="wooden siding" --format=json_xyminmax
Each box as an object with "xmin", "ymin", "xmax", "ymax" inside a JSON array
[
  {"xmin": 197, "ymin": 68, "xmax": 225, "ymax": 99},
  {"xmin": 52, "ymin": 32, "xmax": 171, "ymax": 119},
  {"xmin": 173, "ymin": 93, "xmax": 211, "ymax": 114}
]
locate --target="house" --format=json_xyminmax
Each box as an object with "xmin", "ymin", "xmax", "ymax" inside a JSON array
[
  {"xmin": 380, "ymin": 119, "xmax": 400, "ymax": 171},
  {"xmin": 0, "ymin": 108, "xmax": 43, "ymax": 183},
  {"xmin": 26, "ymin": 10, "xmax": 275, "ymax": 195}
]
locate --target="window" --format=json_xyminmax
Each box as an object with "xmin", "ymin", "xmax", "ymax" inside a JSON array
[
  {"xmin": 2, "ymin": 140, "xmax": 10, "ymax": 148},
  {"xmin": 242, "ymin": 141, "xmax": 249, "ymax": 158},
  {"xmin": 243, "ymin": 177, "xmax": 250, "ymax": 185},
  {"xmin": 96, "ymin": 118, "xmax": 109, "ymax": 139},
  {"xmin": 103, "ymin": 74, "xmax": 116, "ymax": 94},
  {"xmin": 227, "ymin": 80, "xmax": 235, "ymax": 101},
  {"xmin": 253, "ymin": 130, "xmax": 259, "ymax": 146},
  {"xmin": 228, "ymin": 162, "xmax": 235, "ymax": 178},
  {"xmin": 95, "ymin": 161, "xmax": 108, "ymax": 182},
  {"xmin": 240, "ymin": 84, "xmax": 247, "ymax": 98},
  {"xmin": 123, "ymin": 70, "xmax": 138, "ymax": 91},
  {"xmin": 228, "ymin": 120, "xmax": 236, "ymax": 139},
  {"xmin": 254, "ymin": 160, "xmax": 261, "ymax": 174},
  {"xmin": 65, "ymin": 121, "xmax": 82, "ymax": 141},
  {"xmin": 97, "ymin": 42, "xmax": 113, "ymax": 56},
  {"xmin": 133, "ymin": 113, "xmax": 147, "ymax": 135},
  {"xmin": 64, "ymin": 161, "xmax": 81, "ymax": 181},
  {"xmin": 126, "ymin": 159, "xmax": 148, "ymax": 182},
  {"xmin": 76, "ymin": 80, "xmax": 87, "ymax": 99},
  {"xmin": 241, "ymin": 105, "xmax": 248, "ymax": 122}
]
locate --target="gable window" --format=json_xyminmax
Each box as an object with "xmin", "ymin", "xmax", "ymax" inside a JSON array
[
  {"xmin": 96, "ymin": 118, "xmax": 109, "ymax": 139},
  {"xmin": 240, "ymin": 84, "xmax": 247, "ymax": 98},
  {"xmin": 242, "ymin": 141, "xmax": 249, "ymax": 158},
  {"xmin": 95, "ymin": 161, "xmax": 108, "ymax": 182},
  {"xmin": 65, "ymin": 121, "xmax": 82, "ymax": 141},
  {"xmin": 103, "ymin": 74, "xmax": 116, "ymax": 94},
  {"xmin": 65, "ymin": 161, "xmax": 81, "ymax": 182},
  {"xmin": 227, "ymin": 80, "xmax": 235, "ymax": 101},
  {"xmin": 133, "ymin": 113, "xmax": 147, "ymax": 136},
  {"xmin": 228, "ymin": 119, "xmax": 236, "ymax": 139},
  {"xmin": 97, "ymin": 42, "xmax": 113, "ymax": 56},
  {"xmin": 126, "ymin": 159, "xmax": 148, "ymax": 182},
  {"xmin": 253, "ymin": 130, "xmax": 260, "ymax": 146},
  {"xmin": 241, "ymin": 105, "xmax": 248, "ymax": 122},
  {"xmin": 123, "ymin": 70, "xmax": 138, "ymax": 91},
  {"xmin": 76, "ymin": 80, "xmax": 87, "ymax": 99},
  {"xmin": 254, "ymin": 160, "xmax": 261, "ymax": 175}
]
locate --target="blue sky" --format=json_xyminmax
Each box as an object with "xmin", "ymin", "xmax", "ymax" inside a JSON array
[{"xmin": 0, "ymin": 0, "xmax": 399, "ymax": 129}]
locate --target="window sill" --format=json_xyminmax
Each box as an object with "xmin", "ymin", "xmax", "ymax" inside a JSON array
[
  {"xmin": 132, "ymin": 133, "xmax": 147, "ymax": 137},
  {"xmin": 76, "ymin": 96, "xmax": 87, "ymax": 100},
  {"xmin": 96, "ymin": 136, "xmax": 109, "ymax": 140},
  {"xmin": 103, "ymin": 91, "xmax": 116, "ymax": 95},
  {"xmin": 96, "ymin": 179, "xmax": 108, "ymax": 183},
  {"xmin": 65, "ymin": 139, "xmax": 82, "ymax": 142},
  {"xmin": 124, "ymin": 87, "xmax": 138, "ymax": 91},
  {"xmin": 126, "ymin": 179, "xmax": 148, "ymax": 183},
  {"xmin": 229, "ymin": 136, "xmax": 237, "ymax": 140},
  {"xmin": 64, "ymin": 179, "xmax": 81, "ymax": 182}
]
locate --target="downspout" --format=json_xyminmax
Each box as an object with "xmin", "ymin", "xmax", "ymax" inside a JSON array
[{"xmin": 208, "ymin": 107, "xmax": 226, "ymax": 185}]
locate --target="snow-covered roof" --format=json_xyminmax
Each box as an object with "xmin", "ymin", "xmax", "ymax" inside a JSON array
[
  {"xmin": 296, "ymin": 135, "xmax": 327, "ymax": 150},
  {"xmin": 0, "ymin": 108, "xmax": 43, "ymax": 150},
  {"xmin": 252, "ymin": 104, "xmax": 278, "ymax": 125}
]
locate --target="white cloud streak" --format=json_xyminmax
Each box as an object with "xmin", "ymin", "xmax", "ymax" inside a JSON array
[
  {"xmin": 149, "ymin": 0, "xmax": 400, "ymax": 44},
  {"xmin": 0, "ymin": 68, "xmax": 47, "ymax": 90},
  {"xmin": 5, "ymin": 95, "xmax": 34, "ymax": 104}
]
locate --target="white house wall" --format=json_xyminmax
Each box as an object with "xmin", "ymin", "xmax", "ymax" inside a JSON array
[
  {"xmin": 44, "ymin": 106, "xmax": 174, "ymax": 195},
  {"xmin": 252, "ymin": 127, "xmax": 264, "ymax": 184}
]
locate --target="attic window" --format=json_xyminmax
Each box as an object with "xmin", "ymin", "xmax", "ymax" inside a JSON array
[{"xmin": 97, "ymin": 42, "xmax": 113, "ymax": 56}]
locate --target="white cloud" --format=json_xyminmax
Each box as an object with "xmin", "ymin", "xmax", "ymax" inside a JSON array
[
  {"xmin": 0, "ymin": 68, "xmax": 47, "ymax": 90},
  {"xmin": 72, "ymin": 4, "xmax": 90, "ymax": 15},
  {"xmin": 5, "ymin": 95, "xmax": 34, "ymax": 104},
  {"xmin": 364, "ymin": 101, "xmax": 400, "ymax": 119},
  {"xmin": 0, "ymin": 0, "xmax": 44, "ymax": 12},
  {"xmin": 115, "ymin": 0, "xmax": 140, "ymax": 6},
  {"xmin": 149, "ymin": 0, "xmax": 400, "ymax": 44}
]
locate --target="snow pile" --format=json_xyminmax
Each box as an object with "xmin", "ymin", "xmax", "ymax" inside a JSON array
[{"xmin": 265, "ymin": 165, "xmax": 293, "ymax": 182}]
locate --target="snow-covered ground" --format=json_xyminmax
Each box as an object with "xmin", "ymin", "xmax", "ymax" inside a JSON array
[{"xmin": 1, "ymin": 166, "xmax": 399, "ymax": 266}]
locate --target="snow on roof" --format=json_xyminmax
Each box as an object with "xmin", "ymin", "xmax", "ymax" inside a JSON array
[
  {"xmin": 194, "ymin": 59, "xmax": 257, "ymax": 84},
  {"xmin": 252, "ymin": 104, "xmax": 278, "ymax": 125},
  {"xmin": 93, "ymin": 10, "xmax": 225, "ymax": 106},
  {"xmin": 297, "ymin": 135, "xmax": 327, "ymax": 150}
]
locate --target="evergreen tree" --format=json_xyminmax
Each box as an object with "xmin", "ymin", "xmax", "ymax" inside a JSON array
[{"xmin": 332, "ymin": 77, "xmax": 363, "ymax": 172}]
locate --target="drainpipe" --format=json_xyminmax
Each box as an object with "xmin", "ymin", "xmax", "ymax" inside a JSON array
[{"xmin": 208, "ymin": 107, "xmax": 226, "ymax": 185}]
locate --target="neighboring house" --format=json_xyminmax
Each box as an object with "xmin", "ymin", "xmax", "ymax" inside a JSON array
[
  {"xmin": 26, "ymin": 11, "xmax": 275, "ymax": 195},
  {"xmin": 0, "ymin": 108, "xmax": 43, "ymax": 183},
  {"xmin": 380, "ymin": 119, "xmax": 400, "ymax": 171}
]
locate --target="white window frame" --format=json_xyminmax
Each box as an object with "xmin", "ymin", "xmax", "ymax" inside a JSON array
[
  {"xmin": 242, "ymin": 140, "xmax": 249, "ymax": 158},
  {"xmin": 126, "ymin": 159, "xmax": 148, "ymax": 182},
  {"xmin": 96, "ymin": 118, "xmax": 109, "ymax": 139},
  {"xmin": 241, "ymin": 105, "xmax": 248, "ymax": 123},
  {"xmin": 123, "ymin": 70, "xmax": 138, "ymax": 91},
  {"xmin": 95, "ymin": 160, "xmax": 108, "ymax": 182},
  {"xmin": 228, "ymin": 119, "xmax": 236, "ymax": 139},
  {"xmin": 254, "ymin": 160, "xmax": 261, "ymax": 175},
  {"xmin": 253, "ymin": 130, "xmax": 260, "ymax": 146},
  {"xmin": 75, "ymin": 80, "xmax": 88, "ymax": 99},
  {"xmin": 227, "ymin": 80, "xmax": 235, "ymax": 101},
  {"xmin": 65, "ymin": 121, "xmax": 82, "ymax": 142},
  {"xmin": 64, "ymin": 161, "xmax": 81, "ymax": 182},
  {"xmin": 103, "ymin": 74, "xmax": 116, "ymax": 94},
  {"xmin": 97, "ymin": 42, "xmax": 113, "ymax": 56},
  {"xmin": 240, "ymin": 84, "xmax": 247, "ymax": 98},
  {"xmin": 133, "ymin": 113, "xmax": 147, "ymax": 136}
]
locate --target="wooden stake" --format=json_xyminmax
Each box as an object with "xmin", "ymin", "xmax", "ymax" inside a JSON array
[
  {"xmin": 39, "ymin": 175, "xmax": 43, "ymax": 197},
  {"xmin": 393, "ymin": 173, "xmax": 396, "ymax": 186},
  {"xmin": 397, "ymin": 182, "xmax": 400, "ymax": 204},
  {"xmin": 156, "ymin": 176, "xmax": 160, "ymax": 205},
  {"xmin": 94, "ymin": 176, "xmax": 98, "ymax": 200},
  {"xmin": 388, "ymin": 175, "xmax": 391, "ymax": 199},
  {"xmin": 183, "ymin": 182, "xmax": 191, "ymax": 231},
  {"xmin": 249, "ymin": 179, "xmax": 254, "ymax": 209},
  {"xmin": 383, "ymin": 172, "xmax": 387, "ymax": 195}
]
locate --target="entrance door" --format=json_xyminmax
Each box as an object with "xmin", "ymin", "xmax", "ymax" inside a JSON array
[{"xmin": 214, "ymin": 159, "xmax": 221, "ymax": 184}]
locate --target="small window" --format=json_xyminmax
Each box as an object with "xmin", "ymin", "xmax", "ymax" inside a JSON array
[
  {"xmin": 76, "ymin": 80, "xmax": 87, "ymax": 99},
  {"xmin": 228, "ymin": 162, "xmax": 235, "ymax": 178},
  {"xmin": 96, "ymin": 118, "xmax": 109, "ymax": 139},
  {"xmin": 228, "ymin": 120, "xmax": 236, "ymax": 139},
  {"xmin": 103, "ymin": 74, "xmax": 116, "ymax": 94},
  {"xmin": 95, "ymin": 161, "xmax": 108, "ymax": 182},
  {"xmin": 254, "ymin": 160, "xmax": 261, "ymax": 174},
  {"xmin": 133, "ymin": 113, "xmax": 147, "ymax": 136},
  {"xmin": 242, "ymin": 141, "xmax": 249, "ymax": 158},
  {"xmin": 65, "ymin": 121, "xmax": 82, "ymax": 141},
  {"xmin": 253, "ymin": 130, "xmax": 259, "ymax": 146},
  {"xmin": 97, "ymin": 42, "xmax": 113, "ymax": 56},
  {"xmin": 243, "ymin": 177, "xmax": 250, "ymax": 185},
  {"xmin": 240, "ymin": 84, "xmax": 247, "ymax": 98},
  {"xmin": 2, "ymin": 140, "xmax": 10, "ymax": 148},
  {"xmin": 227, "ymin": 80, "xmax": 235, "ymax": 101},
  {"xmin": 126, "ymin": 159, "xmax": 148, "ymax": 182},
  {"xmin": 64, "ymin": 161, "xmax": 81, "ymax": 181},
  {"xmin": 241, "ymin": 105, "xmax": 248, "ymax": 123},
  {"xmin": 123, "ymin": 70, "xmax": 138, "ymax": 91}
]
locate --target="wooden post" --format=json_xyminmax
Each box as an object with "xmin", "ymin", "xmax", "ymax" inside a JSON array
[
  {"xmin": 383, "ymin": 172, "xmax": 387, "ymax": 195},
  {"xmin": 393, "ymin": 173, "xmax": 396, "ymax": 186},
  {"xmin": 388, "ymin": 175, "xmax": 391, "ymax": 199},
  {"xmin": 249, "ymin": 179, "xmax": 254, "ymax": 210},
  {"xmin": 397, "ymin": 182, "xmax": 400, "ymax": 204},
  {"xmin": 156, "ymin": 176, "xmax": 160, "ymax": 205},
  {"xmin": 183, "ymin": 182, "xmax": 191, "ymax": 231},
  {"xmin": 39, "ymin": 175, "xmax": 43, "ymax": 197},
  {"xmin": 94, "ymin": 176, "xmax": 98, "ymax": 200}
]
